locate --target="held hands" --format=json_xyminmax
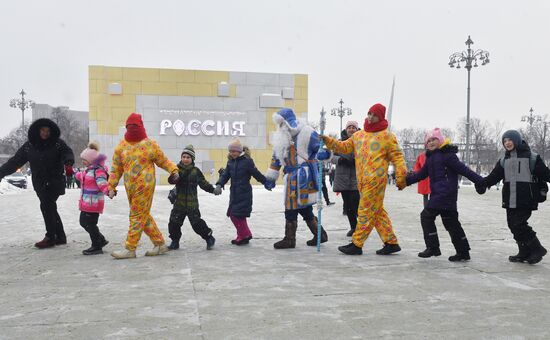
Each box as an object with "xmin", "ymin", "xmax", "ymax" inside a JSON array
[
  {"xmin": 213, "ymin": 185, "xmax": 222, "ymax": 196},
  {"xmin": 108, "ymin": 190, "xmax": 117, "ymax": 199},
  {"xmin": 168, "ymin": 172, "xmax": 180, "ymax": 184},
  {"xmin": 264, "ymin": 180, "xmax": 276, "ymax": 191},
  {"xmin": 396, "ymin": 177, "xmax": 407, "ymax": 191},
  {"xmin": 475, "ymin": 180, "xmax": 487, "ymax": 195}
]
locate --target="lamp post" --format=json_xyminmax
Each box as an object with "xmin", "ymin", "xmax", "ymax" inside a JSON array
[
  {"xmin": 330, "ymin": 99, "xmax": 352, "ymax": 133},
  {"xmin": 521, "ymin": 107, "xmax": 547, "ymax": 161},
  {"xmin": 449, "ymin": 36, "xmax": 490, "ymax": 166},
  {"xmin": 9, "ymin": 89, "xmax": 35, "ymax": 128}
]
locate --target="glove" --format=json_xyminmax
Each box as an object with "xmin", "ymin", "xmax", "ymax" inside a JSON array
[
  {"xmin": 108, "ymin": 190, "xmax": 117, "ymax": 199},
  {"xmin": 213, "ymin": 185, "xmax": 222, "ymax": 196},
  {"xmin": 475, "ymin": 181, "xmax": 487, "ymax": 195},
  {"xmin": 168, "ymin": 172, "xmax": 180, "ymax": 184},
  {"xmin": 264, "ymin": 180, "xmax": 276, "ymax": 191},
  {"xmin": 396, "ymin": 177, "xmax": 407, "ymax": 191}
]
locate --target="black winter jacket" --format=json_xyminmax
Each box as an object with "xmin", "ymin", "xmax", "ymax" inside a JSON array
[
  {"xmin": 0, "ymin": 118, "xmax": 74, "ymax": 195},
  {"xmin": 484, "ymin": 142, "xmax": 550, "ymax": 210},
  {"xmin": 217, "ymin": 152, "xmax": 266, "ymax": 218}
]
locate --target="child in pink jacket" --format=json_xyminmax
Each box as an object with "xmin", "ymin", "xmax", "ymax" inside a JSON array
[{"xmin": 75, "ymin": 142, "xmax": 110, "ymax": 255}]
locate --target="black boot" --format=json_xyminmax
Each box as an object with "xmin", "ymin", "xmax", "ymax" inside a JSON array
[
  {"xmin": 274, "ymin": 221, "xmax": 297, "ymax": 249},
  {"xmin": 448, "ymin": 252, "xmax": 470, "ymax": 262},
  {"xmin": 206, "ymin": 234, "xmax": 216, "ymax": 250},
  {"xmin": 509, "ymin": 242, "xmax": 530, "ymax": 263},
  {"xmin": 376, "ymin": 243, "xmax": 401, "ymax": 255},
  {"xmin": 168, "ymin": 240, "xmax": 180, "ymax": 250},
  {"xmin": 418, "ymin": 248, "xmax": 441, "ymax": 258},
  {"xmin": 82, "ymin": 246, "xmax": 103, "ymax": 255},
  {"xmin": 526, "ymin": 237, "xmax": 547, "ymax": 264},
  {"xmin": 305, "ymin": 217, "xmax": 328, "ymax": 246},
  {"xmin": 338, "ymin": 242, "xmax": 363, "ymax": 255}
]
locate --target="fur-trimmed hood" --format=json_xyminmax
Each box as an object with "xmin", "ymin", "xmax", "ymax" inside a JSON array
[
  {"xmin": 28, "ymin": 118, "xmax": 61, "ymax": 147},
  {"xmin": 426, "ymin": 140, "xmax": 458, "ymax": 157}
]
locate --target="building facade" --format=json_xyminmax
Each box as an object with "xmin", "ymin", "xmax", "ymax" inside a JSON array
[{"xmin": 89, "ymin": 65, "xmax": 308, "ymax": 184}]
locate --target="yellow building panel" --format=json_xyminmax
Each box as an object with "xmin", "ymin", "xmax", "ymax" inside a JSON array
[
  {"xmin": 107, "ymin": 94, "xmax": 136, "ymax": 108},
  {"xmin": 89, "ymin": 107, "xmax": 98, "ymax": 120},
  {"xmin": 294, "ymin": 99, "xmax": 308, "ymax": 113},
  {"xmin": 178, "ymin": 83, "xmax": 213, "ymax": 97},
  {"xmin": 105, "ymin": 67, "xmax": 123, "ymax": 80},
  {"xmin": 142, "ymin": 81, "xmax": 178, "ymax": 95},
  {"xmin": 119, "ymin": 81, "xmax": 142, "ymax": 95},
  {"xmin": 96, "ymin": 120, "xmax": 107, "ymax": 134},
  {"xmin": 284, "ymin": 99, "xmax": 294, "ymax": 109},
  {"xmin": 95, "ymin": 107, "xmax": 112, "ymax": 121},
  {"xmin": 194, "ymin": 70, "xmax": 229, "ymax": 84},
  {"xmin": 89, "ymin": 66, "xmax": 104, "ymax": 80},
  {"xmin": 294, "ymin": 74, "xmax": 308, "ymax": 87},
  {"xmin": 90, "ymin": 93, "xmax": 107, "ymax": 109},
  {"xmin": 230, "ymin": 84, "xmax": 237, "ymax": 97},
  {"xmin": 108, "ymin": 120, "xmax": 124, "ymax": 135},
  {"xmin": 112, "ymin": 107, "xmax": 136, "ymax": 122},
  {"xmin": 89, "ymin": 79, "xmax": 97, "ymax": 93},
  {"xmin": 294, "ymin": 87, "xmax": 308, "ymax": 100},
  {"xmin": 122, "ymin": 67, "xmax": 160, "ymax": 82},
  {"xmin": 159, "ymin": 69, "xmax": 195, "ymax": 83}
]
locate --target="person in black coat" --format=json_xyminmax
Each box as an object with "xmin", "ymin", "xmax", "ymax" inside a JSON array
[
  {"xmin": 0, "ymin": 118, "xmax": 74, "ymax": 248},
  {"xmin": 401, "ymin": 128, "xmax": 483, "ymax": 262},
  {"xmin": 215, "ymin": 141, "xmax": 267, "ymax": 245},
  {"xmin": 476, "ymin": 130, "xmax": 550, "ymax": 264}
]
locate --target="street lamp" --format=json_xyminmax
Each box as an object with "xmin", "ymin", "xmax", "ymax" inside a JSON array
[
  {"xmin": 449, "ymin": 35, "xmax": 490, "ymax": 166},
  {"xmin": 330, "ymin": 99, "xmax": 352, "ymax": 133},
  {"xmin": 521, "ymin": 107, "xmax": 547, "ymax": 161},
  {"xmin": 9, "ymin": 89, "xmax": 35, "ymax": 128}
]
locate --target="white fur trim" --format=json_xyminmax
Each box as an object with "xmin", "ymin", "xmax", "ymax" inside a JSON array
[
  {"xmin": 265, "ymin": 168, "xmax": 280, "ymax": 181},
  {"xmin": 296, "ymin": 125, "xmax": 314, "ymax": 160}
]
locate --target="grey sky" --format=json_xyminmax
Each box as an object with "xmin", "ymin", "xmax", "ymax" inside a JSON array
[{"xmin": 1, "ymin": 0, "xmax": 549, "ymax": 138}]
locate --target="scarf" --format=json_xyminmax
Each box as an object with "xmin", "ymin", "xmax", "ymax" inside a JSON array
[{"xmin": 363, "ymin": 118, "xmax": 389, "ymax": 132}]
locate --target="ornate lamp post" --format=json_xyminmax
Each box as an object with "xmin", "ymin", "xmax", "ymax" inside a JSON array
[
  {"xmin": 448, "ymin": 35, "xmax": 490, "ymax": 166},
  {"xmin": 9, "ymin": 89, "xmax": 35, "ymax": 128},
  {"xmin": 330, "ymin": 99, "xmax": 352, "ymax": 134},
  {"xmin": 521, "ymin": 107, "xmax": 547, "ymax": 161}
]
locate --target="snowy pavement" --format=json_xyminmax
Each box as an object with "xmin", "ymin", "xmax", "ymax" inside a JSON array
[{"xmin": 0, "ymin": 184, "xmax": 549, "ymax": 339}]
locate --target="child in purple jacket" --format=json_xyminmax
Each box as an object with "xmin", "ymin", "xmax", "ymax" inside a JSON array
[
  {"xmin": 398, "ymin": 128, "xmax": 483, "ymax": 261},
  {"xmin": 75, "ymin": 142, "xmax": 110, "ymax": 255}
]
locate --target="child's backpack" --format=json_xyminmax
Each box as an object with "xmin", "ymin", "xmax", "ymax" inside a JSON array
[
  {"xmin": 499, "ymin": 152, "xmax": 548, "ymax": 203},
  {"xmin": 92, "ymin": 165, "xmax": 110, "ymax": 182}
]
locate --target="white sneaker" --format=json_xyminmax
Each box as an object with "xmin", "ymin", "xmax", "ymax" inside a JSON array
[
  {"xmin": 145, "ymin": 244, "xmax": 169, "ymax": 256},
  {"xmin": 111, "ymin": 249, "xmax": 136, "ymax": 259}
]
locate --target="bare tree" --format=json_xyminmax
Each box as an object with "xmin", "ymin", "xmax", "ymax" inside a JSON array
[
  {"xmin": 50, "ymin": 107, "xmax": 89, "ymax": 166},
  {"xmin": 0, "ymin": 122, "xmax": 31, "ymax": 155}
]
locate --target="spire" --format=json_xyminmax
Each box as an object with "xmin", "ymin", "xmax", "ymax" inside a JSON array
[{"xmin": 387, "ymin": 76, "xmax": 396, "ymax": 131}]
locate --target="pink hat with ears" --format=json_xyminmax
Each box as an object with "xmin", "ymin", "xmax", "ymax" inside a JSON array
[{"xmin": 425, "ymin": 128, "xmax": 445, "ymax": 144}]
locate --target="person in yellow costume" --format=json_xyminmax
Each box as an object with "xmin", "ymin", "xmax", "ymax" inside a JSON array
[
  {"xmin": 109, "ymin": 113, "xmax": 179, "ymax": 259},
  {"xmin": 321, "ymin": 103, "xmax": 407, "ymax": 255}
]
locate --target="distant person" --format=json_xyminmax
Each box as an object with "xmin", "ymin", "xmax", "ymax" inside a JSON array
[
  {"xmin": 0, "ymin": 118, "xmax": 74, "ymax": 248},
  {"xmin": 65, "ymin": 164, "xmax": 74, "ymax": 189}
]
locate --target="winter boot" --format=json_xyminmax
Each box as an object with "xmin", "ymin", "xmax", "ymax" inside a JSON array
[
  {"xmin": 526, "ymin": 237, "xmax": 547, "ymax": 264},
  {"xmin": 232, "ymin": 236, "xmax": 252, "ymax": 246},
  {"xmin": 35, "ymin": 237, "xmax": 56, "ymax": 249},
  {"xmin": 376, "ymin": 243, "xmax": 401, "ymax": 255},
  {"xmin": 111, "ymin": 249, "xmax": 136, "ymax": 259},
  {"xmin": 418, "ymin": 248, "xmax": 441, "ymax": 258},
  {"xmin": 55, "ymin": 238, "xmax": 67, "ymax": 245},
  {"xmin": 448, "ymin": 252, "xmax": 470, "ymax": 262},
  {"xmin": 508, "ymin": 242, "xmax": 530, "ymax": 263},
  {"xmin": 274, "ymin": 220, "xmax": 297, "ymax": 249},
  {"xmin": 206, "ymin": 235, "xmax": 216, "ymax": 250},
  {"xmin": 145, "ymin": 244, "xmax": 169, "ymax": 256},
  {"xmin": 346, "ymin": 228, "xmax": 355, "ymax": 237},
  {"xmin": 338, "ymin": 242, "xmax": 363, "ymax": 255},
  {"xmin": 82, "ymin": 246, "xmax": 103, "ymax": 255},
  {"xmin": 305, "ymin": 217, "xmax": 328, "ymax": 246},
  {"xmin": 167, "ymin": 240, "xmax": 180, "ymax": 250}
]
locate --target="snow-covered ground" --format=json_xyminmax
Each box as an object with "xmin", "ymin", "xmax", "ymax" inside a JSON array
[
  {"xmin": 0, "ymin": 184, "xmax": 549, "ymax": 339},
  {"xmin": 0, "ymin": 180, "xmax": 24, "ymax": 195}
]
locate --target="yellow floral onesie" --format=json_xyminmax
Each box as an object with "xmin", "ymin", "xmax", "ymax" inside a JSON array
[
  {"xmin": 108, "ymin": 139, "xmax": 178, "ymax": 250},
  {"xmin": 323, "ymin": 129, "xmax": 407, "ymax": 248}
]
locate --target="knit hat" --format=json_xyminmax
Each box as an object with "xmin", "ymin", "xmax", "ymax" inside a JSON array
[
  {"xmin": 273, "ymin": 108, "xmax": 298, "ymax": 129},
  {"xmin": 345, "ymin": 120, "xmax": 359, "ymax": 129},
  {"xmin": 80, "ymin": 142, "xmax": 100, "ymax": 163},
  {"xmin": 181, "ymin": 144, "xmax": 196, "ymax": 160},
  {"xmin": 126, "ymin": 112, "xmax": 144, "ymax": 127},
  {"xmin": 228, "ymin": 138, "xmax": 244, "ymax": 153},
  {"xmin": 425, "ymin": 128, "xmax": 445, "ymax": 144},
  {"xmin": 502, "ymin": 130, "xmax": 522, "ymax": 148},
  {"xmin": 368, "ymin": 103, "xmax": 386, "ymax": 120}
]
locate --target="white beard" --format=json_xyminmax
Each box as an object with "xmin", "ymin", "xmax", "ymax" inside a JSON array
[{"xmin": 272, "ymin": 125, "xmax": 293, "ymax": 166}]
